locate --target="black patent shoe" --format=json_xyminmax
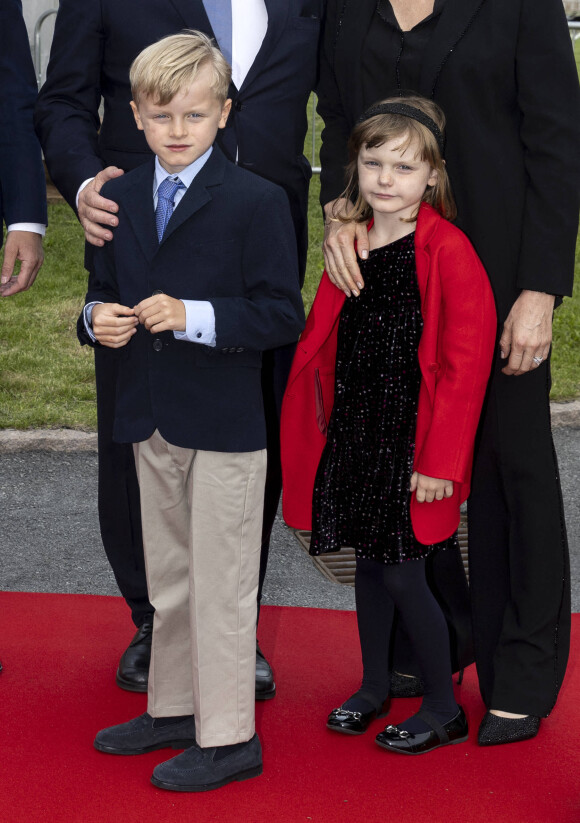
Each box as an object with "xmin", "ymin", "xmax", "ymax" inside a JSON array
[
  {"xmin": 389, "ymin": 672, "xmax": 424, "ymax": 698},
  {"xmin": 255, "ymin": 643, "xmax": 276, "ymax": 701},
  {"xmin": 375, "ymin": 706, "xmax": 468, "ymax": 755},
  {"xmin": 327, "ymin": 692, "xmax": 391, "ymax": 735},
  {"xmin": 478, "ymin": 711, "xmax": 541, "ymax": 746},
  {"xmin": 116, "ymin": 618, "xmax": 152, "ymax": 693}
]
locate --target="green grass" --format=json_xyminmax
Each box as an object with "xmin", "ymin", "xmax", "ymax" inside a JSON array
[{"xmin": 1, "ymin": 85, "xmax": 579, "ymax": 429}]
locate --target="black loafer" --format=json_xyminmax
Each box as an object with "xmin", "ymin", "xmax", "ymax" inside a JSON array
[
  {"xmin": 478, "ymin": 711, "xmax": 541, "ymax": 746},
  {"xmin": 255, "ymin": 643, "xmax": 276, "ymax": 701},
  {"xmin": 327, "ymin": 693, "xmax": 391, "ymax": 735},
  {"xmin": 94, "ymin": 712, "xmax": 196, "ymax": 755},
  {"xmin": 116, "ymin": 618, "xmax": 152, "ymax": 693},
  {"xmin": 375, "ymin": 706, "xmax": 468, "ymax": 755},
  {"xmin": 151, "ymin": 734, "xmax": 262, "ymax": 792}
]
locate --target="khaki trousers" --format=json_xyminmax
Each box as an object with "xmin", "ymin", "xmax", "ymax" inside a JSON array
[{"xmin": 133, "ymin": 429, "xmax": 266, "ymax": 747}]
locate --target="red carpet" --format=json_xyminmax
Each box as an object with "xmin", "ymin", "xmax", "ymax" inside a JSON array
[{"xmin": 0, "ymin": 592, "xmax": 578, "ymax": 823}]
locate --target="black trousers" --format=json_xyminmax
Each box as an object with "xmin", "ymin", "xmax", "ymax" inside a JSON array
[
  {"xmin": 93, "ymin": 342, "xmax": 294, "ymax": 629},
  {"xmin": 468, "ymin": 355, "xmax": 571, "ymax": 717}
]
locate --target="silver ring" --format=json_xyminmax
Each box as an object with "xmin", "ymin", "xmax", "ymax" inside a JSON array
[{"xmin": 533, "ymin": 356, "xmax": 543, "ymax": 365}]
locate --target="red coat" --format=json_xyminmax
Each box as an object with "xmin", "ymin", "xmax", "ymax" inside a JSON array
[{"xmin": 280, "ymin": 203, "xmax": 497, "ymax": 545}]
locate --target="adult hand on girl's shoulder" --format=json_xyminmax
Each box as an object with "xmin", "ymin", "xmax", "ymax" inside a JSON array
[
  {"xmin": 410, "ymin": 472, "xmax": 454, "ymax": 503},
  {"xmin": 499, "ymin": 290, "xmax": 555, "ymax": 376},
  {"xmin": 323, "ymin": 198, "xmax": 369, "ymax": 297}
]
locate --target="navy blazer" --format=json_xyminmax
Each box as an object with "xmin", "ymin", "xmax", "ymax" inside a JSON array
[
  {"xmin": 85, "ymin": 147, "xmax": 305, "ymax": 452},
  {"xmin": 0, "ymin": 0, "xmax": 47, "ymax": 242},
  {"xmin": 35, "ymin": 0, "xmax": 325, "ymax": 280}
]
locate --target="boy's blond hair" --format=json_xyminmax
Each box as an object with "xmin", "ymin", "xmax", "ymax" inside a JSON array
[{"xmin": 130, "ymin": 30, "xmax": 231, "ymax": 105}]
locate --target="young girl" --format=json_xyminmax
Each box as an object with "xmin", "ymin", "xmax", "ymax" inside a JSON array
[{"xmin": 281, "ymin": 96, "xmax": 496, "ymax": 755}]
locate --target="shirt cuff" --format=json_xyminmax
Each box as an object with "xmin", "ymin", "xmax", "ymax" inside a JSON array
[
  {"xmin": 174, "ymin": 300, "xmax": 216, "ymax": 346},
  {"xmin": 7, "ymin": 223, "xmax": 46, "ymax": 236},
  {"xmin": 83, "ymin": 301, "xmax": 102, "ymax": 343},
  {"xmin": 76, "ymin": 178, "xmax": 95, "ymax": 209}
]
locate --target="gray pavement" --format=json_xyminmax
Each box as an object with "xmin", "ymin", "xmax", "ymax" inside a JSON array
[{"xmin": 0, "ymin": 422, "xmax": 579, "ymax": 611}]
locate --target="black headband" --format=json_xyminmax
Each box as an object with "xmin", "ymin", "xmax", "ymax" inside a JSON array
[{"xmin": 357, "ymin": 102, "xmax": 445, "ymax": 154}]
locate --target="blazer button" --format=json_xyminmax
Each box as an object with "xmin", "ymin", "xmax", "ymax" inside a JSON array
[
  {"xmin": 152, "ymin": 289, "xmax": 164, "ymax": 295},
  {"xmin": 153, "ymin": 339, "xmax": 163, "ymax": 352},
  {"xmin": 428, "ymin": 362, "xmax": 439, "ymax": 373},
  {"xmin": 234, "ymin": 98, "xmax": 244, "ymax": 111},
  {"xmin": 236, "ymin": 347, "xmax": 244, "ymax": 352}
]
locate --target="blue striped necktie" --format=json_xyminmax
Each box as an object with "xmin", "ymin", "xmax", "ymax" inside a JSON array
[
  {"xmin": 203, "ymin": 0, "xmax": 233, "ymax": 65},
  {"xmin": 155, "ymin": 177, "xmax": 184, "ymax": 242}
]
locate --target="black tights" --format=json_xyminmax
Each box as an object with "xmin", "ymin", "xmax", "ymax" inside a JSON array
[{"xmin": 348, "ymin": 556, "xmax": 458, "ymax": 731}]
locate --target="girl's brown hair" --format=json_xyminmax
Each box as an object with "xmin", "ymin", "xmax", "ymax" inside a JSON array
[{"xmin": 335, "ymin": 95, "xmax": 456, "ymax": 224}]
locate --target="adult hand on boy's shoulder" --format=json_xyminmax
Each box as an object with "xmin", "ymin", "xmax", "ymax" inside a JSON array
[
  {"xmin": 92, "ymin": 302, "xmax": 138, "ymax": 348},
  {"xmin": 134, "ymin": 294, "xmax": 186, "ymax": 334},
  {"xmin": 78, "ymin": 167, "xmax": 125, "ymax": 247}
]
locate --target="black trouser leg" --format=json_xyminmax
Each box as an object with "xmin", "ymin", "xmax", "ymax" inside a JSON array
[
  {"xmin": 468, "ymin": 357, "xmax": 571, "ymax": 716},
  {"xmin": 94, "ymin": 346, "xmax": 152, "ymax": 628},
  {"xmin": 257, "ymin": 343, "xmax": 296, "ymax": 610}
]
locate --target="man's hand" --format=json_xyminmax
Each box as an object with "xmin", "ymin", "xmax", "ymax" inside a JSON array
[
  {"xmin": 322, "ymin": 198, "xmax": 370, "ymax": 297},
  {"xmin": 134, "ymin": 294, "xmax": 186, "ymax": 334},
  {"xmin": 0, "ymin": 231, "xmax": 44, "ymax": 296},
  {"xmin": 78, "ymin": 166, "xmax": 125, "ymax": 247},
  {"xmin": 91, "ymin": 303, "xmax": 137, "ymax": 348},
  {"xmin": 410, "ymin": 472, "xmax": 454, "ymax": 503},
  {"xmin": 499, "ymin": 290, "xmax": 555, "ymax": 376}
]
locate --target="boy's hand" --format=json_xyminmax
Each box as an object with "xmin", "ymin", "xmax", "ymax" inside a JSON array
[
  {"xmin": 134, "ymin": 294, "xmax": 186, "ymax": 334},
  {"xmin": 92, "ymin": 303, "xmax": 137, "ymax": 348},
  {"xmin": 410, "ymin": 472, "xmax": 454, "ymax": 503}
]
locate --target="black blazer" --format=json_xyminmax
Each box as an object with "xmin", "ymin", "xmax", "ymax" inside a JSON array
[
  {"xmin": 85, "ymin": 147, "xmax": 305, "ymax": 452},
  {"xmin": 317, "ymin": 0, "xmax": 580, "ymax": 319},
  {"xmin": 34, "ymin": 0, "xmax": 325, "ymax": 281},
  {"xmin": 0, "ymin": 0, "xmax": 47, "ymax": 241}
]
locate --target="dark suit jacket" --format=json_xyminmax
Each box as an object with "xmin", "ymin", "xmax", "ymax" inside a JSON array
[
  {"xmin": 317, "ymin": 0, "xmax": 580, "ymax": 319},
  {"xmin": 85, "ymin": 147, "xmax": 305, "ymax": 452},
  {"xmin": 0, "ymin": 0, "xmax": 47, "ymax": 244},
  {"xmin": 34, "ymin": 0, "xmax": 324, "ymax": 281}
]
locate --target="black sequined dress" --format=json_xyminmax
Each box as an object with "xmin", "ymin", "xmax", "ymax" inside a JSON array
[{"xmin": 310, "ymin": 232, "xmax": 456, "ymax": 564}]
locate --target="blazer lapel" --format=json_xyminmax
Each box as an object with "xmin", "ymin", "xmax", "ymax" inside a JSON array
[
  {"xmin": 237, "ymin": 0, "xmax": 290, "ymax": 91},
  {"xmin": 122, "ymin": 160, "xmax": 159, "ymax": 263},
  {"xmin": 160, "ymin": 147, "xmax": 227, "ymax": 246},
  {"xmin": 419, "ymin": 0, "xmax": 489, "ymax": 97}
]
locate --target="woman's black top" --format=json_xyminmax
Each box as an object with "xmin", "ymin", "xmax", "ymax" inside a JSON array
[{"xmin": 362, "ymin": 0, "xmax": 447, "ymax": 102}]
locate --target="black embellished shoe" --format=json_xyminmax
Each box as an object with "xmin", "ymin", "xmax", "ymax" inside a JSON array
[
  {"xmin": 375, "ymin": 706, "xmax": 468, "ymax": 755},
  {"xmin": 478, "ymin": 712, "xmax": 541, "ymax": 746},
  {"xmin": 389, "ymin": 672, "xmax": 424, "ymax": 698},
  {"xmin": 327, "ymin": 692, "xmax": 391, "ymax": 735}
]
